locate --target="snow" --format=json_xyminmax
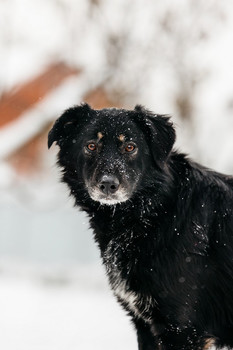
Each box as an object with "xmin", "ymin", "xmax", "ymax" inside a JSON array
[{"xmin": 0, "ymin": 268, "xmax": 137, "ymax": 350}]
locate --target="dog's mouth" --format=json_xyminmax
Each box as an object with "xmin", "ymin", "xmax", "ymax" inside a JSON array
[{"xmin": 87, "ymin": 186, "xmax": 130, "ymax": 205}]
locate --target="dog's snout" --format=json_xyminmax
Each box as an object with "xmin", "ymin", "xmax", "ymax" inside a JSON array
[{"xmin": 99, "ymin": 175, "xmax": 120, "ymax": 195}]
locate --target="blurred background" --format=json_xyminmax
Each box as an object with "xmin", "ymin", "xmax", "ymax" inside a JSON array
[{"xmin": 0, "ymin": 0, "xmax": 233, "ymax": 349}]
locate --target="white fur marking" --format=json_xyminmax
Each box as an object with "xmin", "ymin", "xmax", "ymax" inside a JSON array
[
  {"xmin": 88, "ymin": 187, "xmax": 130, "ymax": 205},
  {"xmin": 104, "ymin": 239, "xmax": 156, "ymax": 322}
]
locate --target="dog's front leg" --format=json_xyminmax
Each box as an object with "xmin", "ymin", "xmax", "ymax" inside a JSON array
[{"xmin": 133, "ymin": 318, "xmax": 162, "ymax": 350}]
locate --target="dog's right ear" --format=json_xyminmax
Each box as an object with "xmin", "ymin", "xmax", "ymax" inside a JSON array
[{"xmin": 48, "ymin": 103, "xmax": 92, "ymax": 149}]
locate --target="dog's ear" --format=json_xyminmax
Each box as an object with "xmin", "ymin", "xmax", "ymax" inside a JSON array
[
  {"xmin": 48, "ymin": 103, "xmax": 92, "ymax": 149},
  {"xmin": 134, "ymin": 105, "xmax": 176, "ymax": 168}
]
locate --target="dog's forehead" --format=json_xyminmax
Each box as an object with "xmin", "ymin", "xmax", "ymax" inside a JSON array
[{"xmin": 90, "ymin": 110, "xmax": 139, "ymax": 139}]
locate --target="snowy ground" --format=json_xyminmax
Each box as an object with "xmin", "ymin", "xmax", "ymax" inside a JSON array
[{"xmin": 0, "ymin": 266, "xmax": 137, "ymax": 350}]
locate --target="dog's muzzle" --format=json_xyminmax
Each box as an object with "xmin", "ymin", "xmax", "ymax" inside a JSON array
[{"xmin": 87, "ymin": 173, "xmax": 130, "ymax": 205}]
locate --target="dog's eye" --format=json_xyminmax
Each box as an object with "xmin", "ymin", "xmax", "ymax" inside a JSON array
[
  {"xmin": 125, "ymin": 144, "xmax": 136, "ymax": 153},
  {"xmin": 87, "ymin": 143, "xmax": 97, "ymax": 151}
]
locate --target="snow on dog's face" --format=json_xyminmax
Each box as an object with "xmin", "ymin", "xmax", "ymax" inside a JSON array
[
  {"xmin": 80, "ymin": 113, "xmax": 144, "ymax": 205},
  {"xmin": 48, "ymin": 104, "xmax": 175, "ymax": 206}
]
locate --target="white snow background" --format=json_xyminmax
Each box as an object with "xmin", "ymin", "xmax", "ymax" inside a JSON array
[{"xmin": 1, "ymin": 0, "xmax": 233, "ymax": 349}]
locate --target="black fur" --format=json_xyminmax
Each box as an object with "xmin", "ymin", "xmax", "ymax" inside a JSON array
[{"xmin": 48, "ymin": 104, "xmax": 233, "ymax": 350}]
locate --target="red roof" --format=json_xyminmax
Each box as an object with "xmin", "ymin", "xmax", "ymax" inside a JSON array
[{"xmin": 0, "ymin": 62, "xmax": 79, "ymax": 128}]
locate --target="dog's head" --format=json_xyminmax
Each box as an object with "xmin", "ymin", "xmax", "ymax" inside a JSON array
[{"xmin": 48, "ymin": 103, "xmax": 175, "ymax": 206}]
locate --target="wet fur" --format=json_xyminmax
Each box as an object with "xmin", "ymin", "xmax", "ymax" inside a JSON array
[{"xmin": 48, "ymin": 104, "xmax": 233, "ymax": 350}]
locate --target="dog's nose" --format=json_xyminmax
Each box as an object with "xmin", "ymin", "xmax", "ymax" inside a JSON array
[{"xmin": 99, "ymin": 175, "xmax": 120, "ymax": 195}]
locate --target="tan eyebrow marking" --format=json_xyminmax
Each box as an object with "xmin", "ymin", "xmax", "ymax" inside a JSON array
[
  {"xmin": 97, "ymin": 132, "xmax": 103, "ymax": 140},
  {"xmin": 118, "ymin": 134, "xmax": 125, "ymax": 142}
]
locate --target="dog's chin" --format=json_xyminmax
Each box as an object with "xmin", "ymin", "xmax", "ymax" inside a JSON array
[
  {"xmin": 96, "ymin": 197, "xmax": 127, "ymax": 206},
  {"xmin": 88, "ymin": 188, "xmax": 130, "ymax": 206}
]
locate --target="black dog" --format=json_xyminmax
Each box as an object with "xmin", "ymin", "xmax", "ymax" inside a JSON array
[{"xmin": 48, "ymin": 103, "xmax": 233, "ymax": 350}]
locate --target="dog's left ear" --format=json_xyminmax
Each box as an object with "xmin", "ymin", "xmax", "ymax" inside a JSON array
[
  {"xmin": 48, "ymin": 103, "xmax": 92, "ymax": 149},
  {"xmin": 134, "ymin": 105, "xmax": 176, "ymax": 168}
]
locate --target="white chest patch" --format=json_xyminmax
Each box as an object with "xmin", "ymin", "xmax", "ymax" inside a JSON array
[
  {"xmin": 103, "ymin": 239, "xmax": 156, "ymax": 322},
  {"xmin": 114, "ymin": 279, "xmax": 140, "ymax": 314}
]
